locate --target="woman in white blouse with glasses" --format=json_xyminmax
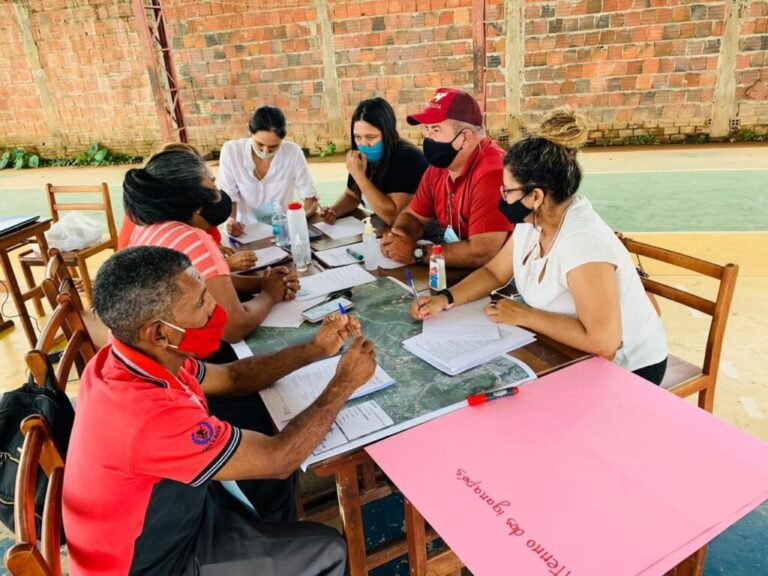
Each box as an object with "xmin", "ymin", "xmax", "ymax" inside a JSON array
[
  {"xmin": 220, "ymin": 106, "xmax": 319, "ymax": 237},
  {"xmin": 410, "ymin": 135, "xmax": 668, "ymax": 385}
]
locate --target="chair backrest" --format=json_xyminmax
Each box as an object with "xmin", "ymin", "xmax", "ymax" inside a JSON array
[
  {"xmin": 27, "ymin": 293, "xmax": 97, "ymax": 392},
  {"xmin": 3, "ymin": 415, "xmax": 65, "ymax": 576},
  {"xmin": 621, "ymin": 237, "xmax": 739, "ymax": 400},
  {"xmin": 45, "ymin": 183, "xmax": 117, "ymax": 248},
  {"xmin": 41, "ymin": 248, "xmax": 84, "ymax": 311}
]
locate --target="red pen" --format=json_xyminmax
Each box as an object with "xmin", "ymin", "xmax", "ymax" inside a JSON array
[{"xmin": 467, "ymin": 386, "xmax": 520, "ymax": 406}]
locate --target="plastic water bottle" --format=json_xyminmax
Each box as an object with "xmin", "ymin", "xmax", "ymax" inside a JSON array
[
  {"xmin": 362, "ymin": 217, "xmax": 378, "ymax": 271},
  {"xmin": 271, "ymin": 202, "xmax": 289, "ymax": 248},
  {"xmin": 429, "ymin": 245, "xmax": 446, "ymax": 292}
]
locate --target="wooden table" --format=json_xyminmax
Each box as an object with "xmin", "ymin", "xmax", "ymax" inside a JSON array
[
  {"xmin": 236, "ymin": 224, "xmax": 591, "ymax": 576},
  {"xmin": 0, "ymin": 219, "xmax": 51, "ymax": 347}
]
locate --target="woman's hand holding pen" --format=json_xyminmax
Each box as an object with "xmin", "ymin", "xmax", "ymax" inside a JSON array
[{"xmin": 409, "ymin": 294, "xmax": 447, "ymax": 321}]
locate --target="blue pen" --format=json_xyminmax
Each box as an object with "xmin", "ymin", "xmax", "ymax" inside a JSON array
[
  {"xmin": 228, "ymin": 235, "xmax": 241, "ymax": 249},
  {"xmin": 338, "ymin": 301, "xmax": 361, "ymax": 337},
  {"xmin": 405, "ymin": 269, "xmax": 423, "ymax": 312}
]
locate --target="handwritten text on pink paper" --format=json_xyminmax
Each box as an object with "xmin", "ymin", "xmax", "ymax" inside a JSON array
[{"xmin": 456, "ymin": 468, "xmax": 573, "ymax": 575}]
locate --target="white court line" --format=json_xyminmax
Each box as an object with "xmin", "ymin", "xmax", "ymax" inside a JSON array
[{"xmin": 739, "ymin": 396, "xmax": 767, "ymax": 420}]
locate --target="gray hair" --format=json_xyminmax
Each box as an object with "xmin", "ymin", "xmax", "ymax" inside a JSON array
[
  {"xmin": 92, "ymin": 246, "xmax": 192, "ymax": 345},
  {"xmin": 451, "ymin": 120, "xmax": 485, "ymax": 137}
]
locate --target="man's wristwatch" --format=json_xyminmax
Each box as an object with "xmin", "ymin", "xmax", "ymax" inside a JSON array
[
  {"xmin": 412, "ymin": 247, "xmax": 425, "ymax": 264},
  {"xmin": 439, "ymin": 289, "xmax": 455, "ymax": 310}
]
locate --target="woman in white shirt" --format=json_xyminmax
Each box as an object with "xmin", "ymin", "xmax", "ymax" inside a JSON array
[
  {"xmin": 411, "ymin": 135, "xmax": 668, "ymax": 384},
  {"xmin": 221, "ymin": 106, "xmax": 319, "ymax": 237}
]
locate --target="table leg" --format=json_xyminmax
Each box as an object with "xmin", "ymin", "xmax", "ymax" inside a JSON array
[
  {"xmin": 404, "ymin": 497, "xmax": 427, "ymax": 576},
  {"xmin": 0, "ymin": 250, "xmax": 37, "ymax": 347},
  {"xmin": 335, "ymin": 465, "xmax": 367, "ymax": 576}
]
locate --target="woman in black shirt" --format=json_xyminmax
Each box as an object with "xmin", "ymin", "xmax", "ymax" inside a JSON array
[{"xmin": 319, "ymin": 97, "xmax": 428, "ymax": 226}]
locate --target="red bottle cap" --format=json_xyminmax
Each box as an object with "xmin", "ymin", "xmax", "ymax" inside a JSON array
[
  {"xmin": 433, "ymin": 245, "xmax": 443, "ymax": 255},
  {"xmin": 288, "ymin": 202, "xmax": 302, "ymax": 210}
]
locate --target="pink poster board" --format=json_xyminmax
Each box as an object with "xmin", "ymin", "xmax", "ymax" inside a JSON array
[{"xmin": 367, "ymin": 357, "xmax": 768, "ymax": 576}]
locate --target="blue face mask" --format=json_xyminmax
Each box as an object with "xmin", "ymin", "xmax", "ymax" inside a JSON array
[{"xmin": 357, "ymin": 141, "xmax": 384, "ymax": 163}]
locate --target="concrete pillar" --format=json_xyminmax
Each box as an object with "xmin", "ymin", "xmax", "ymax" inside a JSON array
[
  {"xmin": 314, "ymin": 0, "xmax": 345, "ymax": 149},
  {"xmin": 709, "ymin": 0, "xmax": 749, "ymax": 138},
  {"xmin": 13, "ymin": 1, "xmax": 66, "ymax": 151},
  {"xmin": 505, "ymin": 0, "xmax": 525, "ymax": 139}
]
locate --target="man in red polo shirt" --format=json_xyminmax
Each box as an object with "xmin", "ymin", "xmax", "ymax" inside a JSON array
[
  {"xmin": 63, "ymin": 246, "xmax": 375, "ymax": 575},
  {"xmin": 381, "ymin": 88, "xmax": 512, "ymax": 271}
]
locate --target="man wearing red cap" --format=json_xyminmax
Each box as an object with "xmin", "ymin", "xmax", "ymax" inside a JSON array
[{"xmin": 381, "ymin": 88, "xmax": 512, "ymax": 269}]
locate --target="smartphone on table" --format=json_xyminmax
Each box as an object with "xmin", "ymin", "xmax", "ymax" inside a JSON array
[{"xmin": 301, "ymin": 297, "xmax": 355, "ymax": 323}]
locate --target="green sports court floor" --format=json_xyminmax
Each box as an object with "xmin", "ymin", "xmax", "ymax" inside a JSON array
[{"xmin": 1, "ymin": 143, "xmax": 766, "ymax": 575}]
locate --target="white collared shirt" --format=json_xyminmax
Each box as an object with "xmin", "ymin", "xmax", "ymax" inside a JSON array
[{"xmin": 218, "ymin": 138, "xmax": 318, "ymax": 223}]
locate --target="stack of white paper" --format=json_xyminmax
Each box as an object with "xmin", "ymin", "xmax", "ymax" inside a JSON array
[
  {"xmin": 259, "ymin": 356, "xmax": 396, "ymax": 423},
  {"xmin": 403, "ymin": 333, "xmax": 535, "ymax": 375},
  {"xmin": 421, "ymin": 299, "xmax": 502, "ymax": 341},
  {"xmin": 295, "ymin": 264, "xmax": 377, "ymax": 301},
  {"xmin": 313, "ymin": 217, "xmax": 366, "ymax": 239},
  {"xmin": 261, "ymin": 296, "xmax": 325, "ymax": 328},
  {"xmin": 315, "ymin": 239, "xmax": 403, "ymax": 269}
]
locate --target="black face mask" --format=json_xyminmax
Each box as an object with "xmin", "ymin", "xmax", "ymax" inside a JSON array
[
  {"xmin": 199, "ymin": 190, "xmax": 232, "ymax": 227},
  {"xmin": 498, "ymin": 197, "xmax": 533, "ymax": 224},
  {"xmin": 423, "ymin": 131, "xmax": 464, "ymax": 169}
]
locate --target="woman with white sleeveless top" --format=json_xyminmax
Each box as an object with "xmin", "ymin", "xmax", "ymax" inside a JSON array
[{"xmin": 410, "ymin": 135, "xmax": 668, "ymax": 384}]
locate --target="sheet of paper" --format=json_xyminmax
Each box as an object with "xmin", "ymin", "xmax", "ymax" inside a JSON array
[
  {"xmin": 313, "ymin": 216, "xmax": 366, "ymax": 239},
  {"xmin": 244, "ymin": 245, "xmax": 289, "ymax": 270},
  {"xmin": 259, "ymin": 356, "xmax": 396, "ymax": 422},
  {"xmin": 237, "ymin": 221, "xmax": 274, "ymax": 243},
  {"xmin": 260, "ymin": 296, "xmax": 325, "ymax": 328},
  {"xmin": 230, "ymin": 340, "xmax": 254, "ymax": 359},
  {"xmin": 403, "ymin": 327, "xmax": 535, "ymax": 375},
  {"xmin": 295, "ymin": 264, "xmax": 377, "ymax": 301},
  {"xmin": 422, "ymin": 299, "xmax": 501, "ymax": 341},
  {"xmin": 314, "ymin": 239, "xmax": 403, "ymax": 269},
  {"xmin": 336, "ymin": 401, "xmax": 394, "ymax": 440},
  {"xmin": 367, "ymin": 358, "xmax": 768, "ymax": 576}
]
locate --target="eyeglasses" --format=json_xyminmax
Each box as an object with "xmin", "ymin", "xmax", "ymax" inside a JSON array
[{"xmin": 499, "ymin": 185, "xmax": 528, "ymax": 201}]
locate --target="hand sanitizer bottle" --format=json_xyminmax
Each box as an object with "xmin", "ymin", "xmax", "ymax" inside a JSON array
[{"xmin": 362, "ymin": 217, "xmax": 378, "ymax": 271}]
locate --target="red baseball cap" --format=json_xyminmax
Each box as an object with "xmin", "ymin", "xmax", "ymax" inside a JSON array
[{"xmin": 406, "ymin": 88, "xmax": 483, "ymax": 127}]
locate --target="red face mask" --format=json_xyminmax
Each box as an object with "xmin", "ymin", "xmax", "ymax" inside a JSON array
[{"xmin": 160, "ymin": 304, "xmax": 228, "ymax": 359}]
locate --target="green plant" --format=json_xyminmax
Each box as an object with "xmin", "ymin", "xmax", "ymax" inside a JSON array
[
  {"xmin": 74, "ymin": 143, "xmax": 110, "ymax": 166},
  {"xmin": 319, "ymin": 142, "xmax": 337, "ymax": 158},
  {"xmin": 0, "ymin": 148, "xmax": 39, "ymax": 170},
  {"xmin": 622, "ymin": 134, "xmax": 659, "ymax": 146}
]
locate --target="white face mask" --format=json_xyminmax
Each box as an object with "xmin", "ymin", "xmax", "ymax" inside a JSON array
[{"xmin": 252, "ymin": 140, "xmax": 277, "ymax": 160}]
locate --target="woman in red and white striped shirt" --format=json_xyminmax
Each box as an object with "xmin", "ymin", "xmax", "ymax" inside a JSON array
[{"xmin": 123, "ymin": 150, "xmax": 299, "ymax": 344}]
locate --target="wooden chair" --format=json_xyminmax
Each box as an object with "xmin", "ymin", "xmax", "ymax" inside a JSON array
[
  {"xmin": 621, "ymin": 237, "xmax": 739, "ymax": 413},
  {"xmin": 19, "ymin": 183, "xmax": 117, "ymax": 310},
  {"xmin": 27, "ymin": 293, "xmax": 97, "ymax": 390},
  {"xmin": 40, "ymin": 248, "xmax": 85, "ymax": 312},
  {"xmin": 3, "ymin": 415, "xmax": 65, "ymax": 576}
]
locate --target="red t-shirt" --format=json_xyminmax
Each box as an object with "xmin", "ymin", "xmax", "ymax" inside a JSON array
[
  {"xmin": 409, "ymin": 136, "xmax": 513, "ymax": 240},
  {"xmin": 62, "ymin": 340, "xmax": 241, "ymax": 575},
  {"xmin": 119, "ymin": 217, "xmax": 223, "ymax": 250}
]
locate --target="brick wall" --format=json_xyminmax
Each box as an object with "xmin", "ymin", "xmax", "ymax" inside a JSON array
[
  {"xmin": 0, "ymin": 3, "xmax": 49, "ymax": 150},
  {"xmin": 1, "ymin": 0, "xmax": 766, "ymax": 156}
]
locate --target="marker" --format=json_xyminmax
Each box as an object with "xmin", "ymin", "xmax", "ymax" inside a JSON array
[
  {"xmin": 405, "ymin": 268, "xmax": 423, "ymax": 312},
  {"xmin": 345, "ymin": 248, "xmax": 364, "ymax": 261},
  {"xmin": 467, "ymin": 386, "xmax": 520, "ymax": 407}
]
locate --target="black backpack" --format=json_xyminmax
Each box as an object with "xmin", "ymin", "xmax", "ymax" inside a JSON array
[{"xmin": 0, "ymin": 359, "xmax": 74, "ymax": 540}]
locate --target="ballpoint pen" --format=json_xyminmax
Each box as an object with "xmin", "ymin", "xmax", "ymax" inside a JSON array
[
  {"xmin": 405, "ymin": 268, "xmax": 423, "ymax": 312},
  {"xmin": 345, "ymin": 248, "xmax": 364, "ymax": 261},
  {"xmin": 337, "ymin": 302, "xmax": 361, "ymax": 337},
  {"xmin": 466, "ymin": 386, "xmax": 520, "ymax": 406},
  {"xmin": 228, "ymin": 235, "xmax": 241, "ymax": 249}
]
